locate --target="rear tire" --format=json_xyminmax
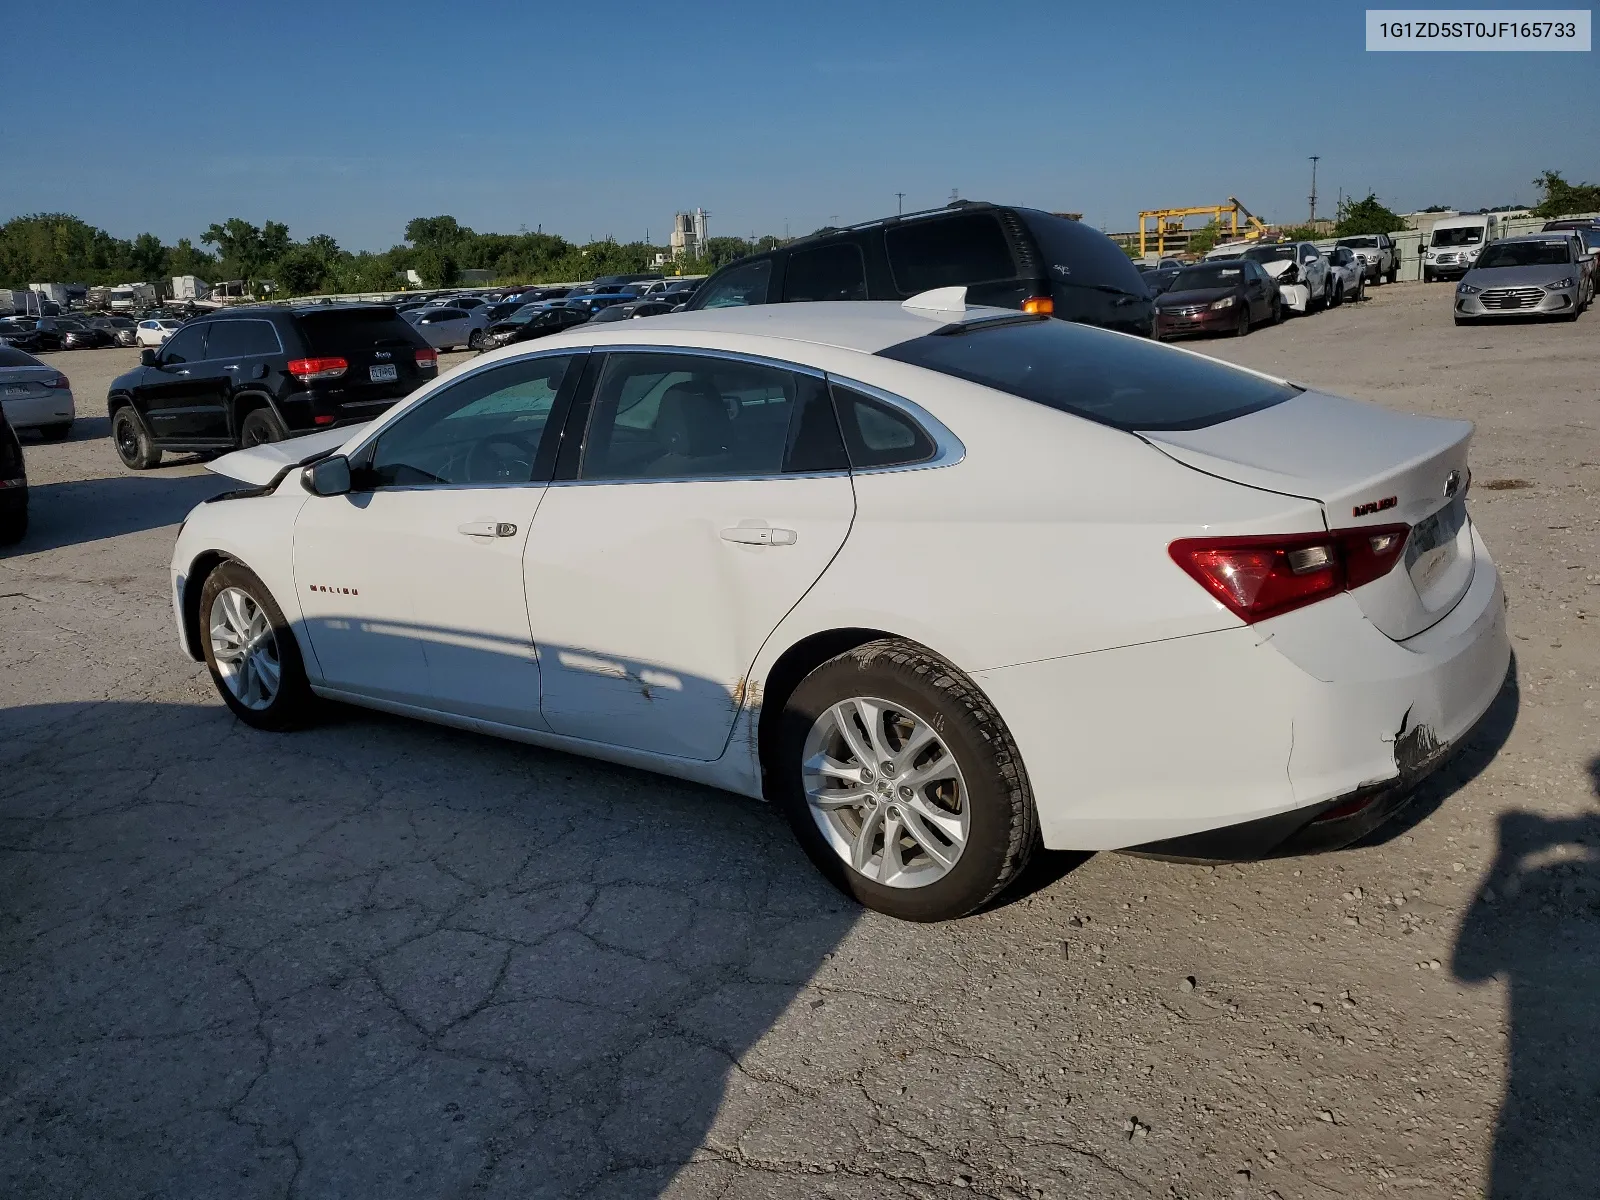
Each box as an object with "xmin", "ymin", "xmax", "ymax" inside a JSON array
[
  {"xmin": 1330, "ymin": 280, "xmax": 1344, "ymax": 308},
  {"xmin": 199, "ymin": 561, "xmax": 317, "ymax": 731},
  {"xmin": 238, "ymin": 406, "xmax": 287, "ymax": 448},
  {"xmin": 37, "ymin": 422, "xmax": 72, "ymax": 442},
  {"xmin": 0, "ymin": 504, "xmax": 26, "ymax": 546},
  {"xmin": 773, "ymin": 638, "xmax": 1037, "ymax": 922},
  {"xmin": 112, "ymin": 407, "xmax": 161, "ymax": 470}
]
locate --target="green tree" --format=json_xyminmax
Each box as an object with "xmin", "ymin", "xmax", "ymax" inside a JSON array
[
  {"xmin": 167, "ymin": 238, "xmax": 216, "ymax": 279},
  {"xmin": 1279, "ymin": 224, "xmax": 1322, "ymax": 242},
  {"xmin": 1186, "ymin": 220, "xmax": 1223, "ymax": 256},
  {"xmin": 128, "ymin": 232, "xmax": 168, "ymax": 279},
  {"xmin": 1420, "ymin": 204, "xmax": 1453, "ymax": 213},
  {"xmin": 1531, "ymin": 169, "xmax": 1600, "ymax": 219},
  {"xmin": 1334, "ymin": 193, "xmax": 1404, "ymax": 236},
  {"xmin": 412, "ymin": 246, "xmax": 459, "ymax": 287}
]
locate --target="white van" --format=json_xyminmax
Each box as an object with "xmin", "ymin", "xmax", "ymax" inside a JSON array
[{"xmin": 1423, "ymin": 214, "xmax": 1502, "ymax": 282}]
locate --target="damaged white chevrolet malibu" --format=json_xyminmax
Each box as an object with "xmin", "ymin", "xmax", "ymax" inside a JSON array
[{"xmin": 171, "ymin": 290, "xmax": 1510, "ymax": 921}]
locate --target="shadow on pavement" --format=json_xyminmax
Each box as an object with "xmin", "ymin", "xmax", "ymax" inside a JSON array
[
  {"xmin": 1451, "ymin": 754, "xmax": 1600, "ymax": 1199},
  {"xmin": 4, "ymin": 469, "xmax": 232, "ymax": 556},
  {"xmin": 0, "ymin": 699, "xmax": 858, "ymax": 1199}
]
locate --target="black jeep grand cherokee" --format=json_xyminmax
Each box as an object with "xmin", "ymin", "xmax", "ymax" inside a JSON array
[{"xmin": 107, "ymin": 304, "xmax": 436, "ymax": 470}]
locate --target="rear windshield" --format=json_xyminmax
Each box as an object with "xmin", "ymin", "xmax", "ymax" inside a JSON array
[
  {"xmin": 1475, "ymin": 240, "xmax": 1574, "ymax": 269},
  {"xmin": 877, "ymin": 318, "xmax": 1297, "ymax": 432},
  {"xmin": 297, "ymin": 307, "xmax": 418, "ymax": 354},
  {"xmin": 0, "ymin": 346, "xmax": 42, "ymax": 367}
]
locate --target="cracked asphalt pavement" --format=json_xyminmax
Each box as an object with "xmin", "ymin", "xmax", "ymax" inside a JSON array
[{"xmin": 3, "ymin": 287, "xmax": 1598, "ymax": 1199}]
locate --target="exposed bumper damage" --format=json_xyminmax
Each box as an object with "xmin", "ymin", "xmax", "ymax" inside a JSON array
[{"xmin": 1124, "ymin": 710, "xmax": 1463, "ymax": 863}]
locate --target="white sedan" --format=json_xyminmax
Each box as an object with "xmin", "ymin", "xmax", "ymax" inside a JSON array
[
  {"xmin": 135, "ymin": 318, "xmax": 181, "ymax": 347},
  {"xmin": 171, "ymin": 293, "xmax": 1510, "ymax": 921}
]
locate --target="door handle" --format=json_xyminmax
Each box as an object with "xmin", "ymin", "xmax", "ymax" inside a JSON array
[
  {"xmin": 458, "ymin": 520, "xmax": 518, "ymax": 538},
  {"xmin": 721, "ymin": 524, "xmax": 797, "ymax": 546}
]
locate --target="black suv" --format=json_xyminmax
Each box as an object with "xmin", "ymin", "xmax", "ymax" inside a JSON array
[
  {"xmin": 686, "ymin": 202, "xmax": 1155, "ymax": 337},
  {"xmin": 108, "ymin": 305, "xmax": 436, "ymax": 470}
]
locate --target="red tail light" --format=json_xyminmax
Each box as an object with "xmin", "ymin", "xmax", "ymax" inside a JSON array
[
  {"xmin": 313, "ymin": 415, "xmax": 336, "ymax": 425},
  {"xmin": 415, "ymin": 347, "xmax": 437, "ymax": 369},
  {"xmin": 287, "ymin": 356, "xmax": 348, "ymax": 380},
  {"xmin": 1169, "ymin": 524, "xmax": 1409, "ymax": 623},
  {"xmin": 47, "ymin": 373, "xmax": 69, "ymax": 390}
]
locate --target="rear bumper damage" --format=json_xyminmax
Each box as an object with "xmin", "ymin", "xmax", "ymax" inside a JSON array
[{"xmin": 977, "ymin": 524, "xmax": 1510, "ymax": 854}]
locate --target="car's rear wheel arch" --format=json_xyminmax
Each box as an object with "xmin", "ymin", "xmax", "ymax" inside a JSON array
[
  {"xmin": 757, "ymin": 627, "xmax": 897, "ymax": 797},
  {"xmin": 231, "ymin": 392, "xmax": 285, "ymax": 442}
]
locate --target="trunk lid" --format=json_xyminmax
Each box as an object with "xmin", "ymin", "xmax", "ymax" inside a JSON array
[{"xmin": 1141, "ymin": 390, "xmax": 1475, "ymax": 641}]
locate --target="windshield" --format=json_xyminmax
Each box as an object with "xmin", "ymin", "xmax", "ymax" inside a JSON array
[
  {"xmin": 1337, "ymin": 236, "xmax": 1379, "ymax": 249},
  {"xmin": 1432, "ymin": 226, "xmax": 1484, "ymax": 246},
  {"xmin": 1475, "ymin": 240, "xmax": 1574, "ymax": 269},
  {"xmin": 877, "ymin": 317, "xmax": 1296, "ymax": 432},
  {"xmin": 1170, "ymin": 265, "xmax": 1245, "ymax": 291},
  {"xmin": 1242, "ymin": 245, "xmax": 1295, "ymax": 265}
]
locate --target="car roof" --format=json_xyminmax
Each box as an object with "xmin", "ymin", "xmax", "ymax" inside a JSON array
[
  {"xmin": 1494, "ymin": 232, "xmax": 1577, "ymax": 243},
  {"xmin": 525, "ymin": 300, "xmax": 1015, "ymax": 357}
]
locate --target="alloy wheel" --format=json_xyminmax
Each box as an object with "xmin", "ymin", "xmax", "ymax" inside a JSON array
[
  {"xmin": 801, "ymin": 696, "xmax": 970, "ymax": 889},
  {"xmin": 208, "ymin": 587, "xmax": 281, "ymax": 710}
]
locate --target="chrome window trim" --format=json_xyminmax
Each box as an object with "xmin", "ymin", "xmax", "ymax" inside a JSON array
[{"xmin": 824, "ymin": 372, "xmax": 966, "ymax": 475}]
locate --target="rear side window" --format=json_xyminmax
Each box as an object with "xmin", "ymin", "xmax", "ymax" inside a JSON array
[
  {"xmin": 885, "ymin": 213, "xmax": 1015, "ymax": 293},
  {"xmin": 0, "ymin": 347, "xmax": 40, "ymax": 368},
  {"xmin": 1016, "ymin": 209, "xmax": 1149, "ymax": 295},
  {"xmin": 783, "ymin": 243, "xmax": 868, "ymax": 302},
  {"xmin": 297, "ymin": 308, "xmax": 420, "ymax": 355},
  {"xmin": 830, "ymin": 384, "xmax": 936, "ymax": 468},
  {"xmin": 694, "ymin": 259, "xmax": 772, "ymax": 308},
  {"xmin": 877, "ymin": 318, "xmax": 1297, "ymax": 432}
]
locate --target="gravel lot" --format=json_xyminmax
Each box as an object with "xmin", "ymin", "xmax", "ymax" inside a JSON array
[{"xmin": 2, "ymin": 286, "xmax": 1596, "ymax": 1199}]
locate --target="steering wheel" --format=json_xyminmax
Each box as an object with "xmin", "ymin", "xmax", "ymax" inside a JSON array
[{"xmin": 464, "ymin": 436, "xmax": 535, "ymax": 483}]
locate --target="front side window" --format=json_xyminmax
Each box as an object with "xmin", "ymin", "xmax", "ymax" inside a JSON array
[
  {"xmin": 159, "ymin": 325, "xmax": 207, "ymax": 364},
  {"xmin": 364, "ymin": 355, "xmax": 575, "ymax": 488},
  {"xmin": 580, "ymin": 352, "xmax": 820, "ymax": 481},
  {"xmin": 885, "ymin": 212, "xmax": 1016, "ymax": 294},
  {"xmin": 783, "ymin": 243, "xmax": 868, "ymax": 302},
  {"xmin": 693, "ymin": 258, "xmax": 773, "ymax": 309},
  {"xmin": 877, "ymin": 316, "xmax": 1297, "ymax": 432}
]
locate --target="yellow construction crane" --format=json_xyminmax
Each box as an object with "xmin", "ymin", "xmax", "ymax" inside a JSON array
[{"xmin": 1137, "ymin": 197, "xmax": 1269, "ymax": 258}]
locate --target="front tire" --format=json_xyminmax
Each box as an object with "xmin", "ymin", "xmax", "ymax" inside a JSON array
[
  {"xmin": 1233, "ymin": 303, "xmax": 1251, "ymax": 337},
  {"xmin": 112, "ymin": 407, "xmax": 161, "ymax": 470},
  {"xmin": 467, "ymin": 329, "xmax": 489, "ymax": 351},
  {"xmin": 199, "ymin": 561, "xmax": 317, "ymax": 731},
  {"xmin": 774, "ymin": 639, "xmax": 1037, "ymax": 921}
]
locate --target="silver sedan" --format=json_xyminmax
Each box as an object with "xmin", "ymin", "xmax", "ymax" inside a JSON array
[
  {"xmin": 1455, "ymin": 234, "xmax": 1594, "ymax": 325},
  {"xmin": 404, "ymin": 305, "xmax": 492, "ymax": 351}
]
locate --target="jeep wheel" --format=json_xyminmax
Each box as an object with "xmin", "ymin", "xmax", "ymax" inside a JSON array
[{"xmin": 112, "ymin": 407, "xmax": 161, "ymax": 470}]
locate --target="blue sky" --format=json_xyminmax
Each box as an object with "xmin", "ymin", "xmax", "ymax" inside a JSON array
[{"xmin": 3, "ymin": 1, "xmax": 1594, "ymax": 250}]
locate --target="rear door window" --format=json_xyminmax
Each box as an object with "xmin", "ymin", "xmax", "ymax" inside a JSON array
[
  {"xmin": 783, "ymin": 243, "xmax": 868, "ymax": 302},
  {"xmin": 205, "ymin": 320, "xmax": 280, "ymax": 359},
  {"xmin": 877, "ymin": 317, "xmax": 1297, "ymax": 432},
  {"xmin": 829, "ymin": 384, "xmax": 936, "ymax": 468},
  {"xmin": 885, "ymin": 213, "xmax": 1016, "ymax": 293}
]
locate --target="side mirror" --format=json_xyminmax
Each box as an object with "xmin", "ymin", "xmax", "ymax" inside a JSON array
[
  {"xmin": 301, "ymin": 455, "xmax": 352, "ymax": 497},
  {"xmin": 140, "ymin": 348, "xmax": 158, "ymax": 367}
]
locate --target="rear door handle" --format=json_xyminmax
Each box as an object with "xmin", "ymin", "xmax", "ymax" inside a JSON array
[
  {"xmin": 458, "ymin": 520, "xmax": 518, "ymax": 538},
  {"xmin": 721, "ymin": 524, "xmax": 797, "ymax": 546}
]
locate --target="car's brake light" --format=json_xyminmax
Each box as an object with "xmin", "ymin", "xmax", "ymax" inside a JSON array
[
  {"xmin": 313, "ymin": 415, "xmax": 336, "ymax": 425},
  {"xmin": 1169, "ymin": 524, "xmax": 1410, "ymax": 623},
  {"xmin": 287, "ymin": 356, "xmax": 348, "ymax": 380},
  {"xmin": 47, "ymin": 373, "xmax": 69, "ymax": 390},
  {"xmin": 415, "ymin": 348, "xmax": 437, "ymax": 370},
  {"xmin": 1022, "ymin": 296, "xmax": 1054, "ymax": 315}
]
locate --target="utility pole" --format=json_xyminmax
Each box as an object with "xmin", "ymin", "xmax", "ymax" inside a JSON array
[
  {"xmin": 895, "ymin": 192, "xmax": 906, "ymax": 216},
  {"xmin": 949, "ymin": 187, "xmax": 959, "ymax": 205},
  {"xmin": 1308, "ymin": 156, "xmax": 1321, "ymax": 223}
]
